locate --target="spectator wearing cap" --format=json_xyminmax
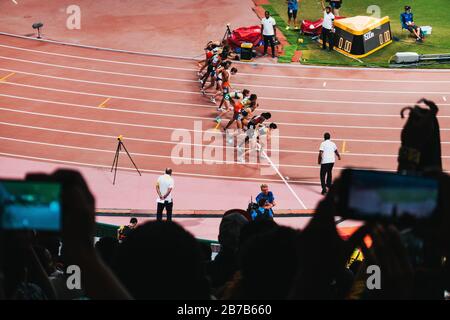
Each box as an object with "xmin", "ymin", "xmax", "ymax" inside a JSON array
[
  {"xmin": 156, "ymin": 168, "xmax": 174, "ymax": 221},
  {"xmin": 261, "ymin": 11, "xmax": 277, "ymax": 58},
  {"xmin": 401, "ymin": 5, "xmax": 423, "ymax": 42}
]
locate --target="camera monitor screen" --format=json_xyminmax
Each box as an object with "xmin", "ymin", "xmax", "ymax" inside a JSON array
[
  {"xmin": 346, "ymin": 170, "xmax": 438, "ymax": 220},
  {"xmin": 0, "ymin": 180, "xmax": 61, "ymax": 231}
]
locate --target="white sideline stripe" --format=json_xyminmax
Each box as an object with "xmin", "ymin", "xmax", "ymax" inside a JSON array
[
  {"xmin": 3, "ymin": 31, "xmax": 450, "ymax": 73},
  {"xmin": 0, "ymin": 92, "xmax": 421, "ymax": 119},
  {"xmin": 5, "ymin": 121, "xmax": 445, "ymax": 158},
  {"xmin": 3, "ymin": 80, "xmax": 450, "ymax": 117},
  {"xmin": 0, "ymin": 152, "xmax": 319, "ymax": 186},
  {"xmin": 2, "ymin": 42, "xmax": 450, "ymax": 83},
  {"xmin": 2, "ymin": 61, "xmax": 450, "ymax": 95},
  {"xmin": 2, "ymin": 107, "xmax": 450, "ymax": 144},
  {"xmin": 0, "ymin": 136, "xmax": 400, "ymax": 171},
  {"xmin": 258, "ymin": 142, "xmax": 307, "ymax": 209}
]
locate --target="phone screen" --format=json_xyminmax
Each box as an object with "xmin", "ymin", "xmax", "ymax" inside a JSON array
[
  {"xmin": 0, "ymin": 180, "xmax": 61, "ymax": 231},
  {"xmin": 343, "ymin": 170, "xmax": 439, "ymax": 221}
]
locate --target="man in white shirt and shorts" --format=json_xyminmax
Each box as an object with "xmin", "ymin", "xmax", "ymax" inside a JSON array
[
  {"xmin": 156, "ymin": 168, "xmax": 174, "ymax": 221},
  {"xmin": 318, "ymin": 132, "xmax": 341, "ymax": 195}
]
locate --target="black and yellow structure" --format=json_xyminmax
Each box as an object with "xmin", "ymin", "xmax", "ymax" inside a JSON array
[
  {"xmin": 240, "ymin": 42, "xmax": 254, "ymax": 62},
  {"xmin": 323, "ymin": 16, "xmax": 392, "ymax": 58}
]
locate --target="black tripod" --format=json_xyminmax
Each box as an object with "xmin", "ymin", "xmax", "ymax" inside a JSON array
[
  {"xmin": 111, "ymin": 135, "xmax": 141, "ymax": 185},
  {"xmin": 222, "ymin": 24, "xmax": 232, "ymax": 43}
]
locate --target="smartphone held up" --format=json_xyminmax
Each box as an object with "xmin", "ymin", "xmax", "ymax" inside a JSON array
[
  {"xmin": 0, "ymin": 180, "xmax": 62, "ymax": 232},
  {"xmin": 336, "ymin": 169, "xmax": 442, "ymax": 226}
]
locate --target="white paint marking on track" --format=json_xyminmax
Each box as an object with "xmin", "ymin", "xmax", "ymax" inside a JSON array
[
  {"xmin": 0, "ymin": 152, "xmax": 320, "ymax": 185},
  {"xmin": 2, "ymin": 80, "xmax": 450, "ymax": 113},
  {"xmin": 1, "ymin": 43, "xmax": 450, "ymax": 83},
  {"xmin": 2, "ymin": 31, "xmax": 450, "ymax": 74},
  {"xmin": 1, "ymin": 92, "xmax": 421, "ymax": 118},
  {"xmin": 4, "ymin": 121, "xmax": 446, "ymax": 157},
  {"xmin": 2, "ymin": 106, "xmax": 450, "ymax": 143},
  {"xmin": 0, "ymin": 136, "xmax": 401, "ymax": 171},
  {"xmin": 1, "ymin": 59, "xmax": 450, "ymax": 96},
  {"xmin": 0, "ymin": 94, "xmax": 441, "ymax": 131}
]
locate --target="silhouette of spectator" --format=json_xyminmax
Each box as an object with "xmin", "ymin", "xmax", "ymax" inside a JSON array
[
  {"xmin": 231, "ymin": 226, "xmax": 300, "ymax": 299},
  {"xmin": 207, "ymin": 210, "xmax": 248, "ymax": 292},
  {"xmin": 95, "ymin": 237, "xmax": 119, "ymax": 268},
  {"xmin": 114, "ymin": 221, "xmax": 210, "ymax": 300}
]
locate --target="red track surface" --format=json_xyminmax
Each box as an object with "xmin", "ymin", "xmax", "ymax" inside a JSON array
[{"xmin": 1, "ymin": 34, "xmax": 450, "ymax": 211}]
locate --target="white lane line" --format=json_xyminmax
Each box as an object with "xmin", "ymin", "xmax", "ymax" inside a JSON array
[
  {"xmin": 3, "ymin": 88, "xmax": 450, "ymax": 121},
  {"xmin": 2, "ymin": 106, "xmax": 450, "ymax": 143},
  {"xmin": 2, "ymin": 43, "xmax": 450, "ymax": 83},
  {"xmin": 0, "ymin": 56, "xmax": 196, "ymax": 83},
  {"xmin": 258, "ymin": 142, "xmax": 307, "ymax": 209},
  {"xmin": 444, "ymin": 96, "xmax": 448, "ymax": 102},
  {"xmin": 0, "ymin": 32, "xmax": 199, "ymax": 61},
  {"xmin": 0, "ymin": 93, "xmax": 414, "ymax": 118},
  {"xmin": 0, "ymin": 136, "xmax": 400, "ymax": 171},
  {"xmin": 0, "ymin": 44, "xmax": 193, "ymax": 71},
  {"xmin": 0, "ymin": 96, "xmax": 424, "ymax": 131},
  {"xmin": 3, "ymin": 80, "xmax": 450, "ymax": 111},
  {"xmin": 0, "ymin": 152, "xmax": 323, "ymax": 185},
  {"xmin": 2, "ymin": 62, "xmax": 449, "ymax": 95},
  {"xmin": 4, "ymin": 121, "xmax": 440, "ymax": 158}
]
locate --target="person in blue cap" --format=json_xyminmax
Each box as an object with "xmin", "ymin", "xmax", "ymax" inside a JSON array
[{"xmin": 401, "ymin": 5, "xmax": 424, "ymax": 42}]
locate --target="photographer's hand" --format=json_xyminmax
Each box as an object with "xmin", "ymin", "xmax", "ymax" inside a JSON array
[
  {"xmin": 52, "ymin": 169, "xmax": 131, "ymax": 299},
  {"xmin": 359, "ymin": 224, "xmax": 414, "ymax": 299},
  {"xmin": 290, "ymin": 180, "xmax": 369, "ymax": 299}
]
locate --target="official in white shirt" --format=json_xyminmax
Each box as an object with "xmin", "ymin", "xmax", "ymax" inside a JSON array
[
  {"xmin": 156, "ymin": 168, "xmax": 174, "ymax": 221},
  {"xmin": 321, "ymin": 0, "xmax": 335, "ymax": 51},
  {"xmin": 261, "ymin": 11, "xmax": 277, "ymax": 58},
  {"xmin": 318, "ymin": 132, "xmax": 341, "ymax": 195}
]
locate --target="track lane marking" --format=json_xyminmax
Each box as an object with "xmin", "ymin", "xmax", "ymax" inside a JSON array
[
  {"xmin": 0, "ymin": 72, "xmax": 15, "ymax": 81},
  {"xmin": 0, "ymin": 151, "xmax": 323, "ymax": 185},
  {"xmin": 4, "ymin": 121, "xmax": 445, "ymax": 157},
  {"xmin": 0, "ymin": 136, "xmax": 403, "ymax": 170},
  {"xmin": 2, "ymin": 80, "xmax": 450, "ymax": 113},
  {"xmin": 1, "ymin": 63, "xmax": 450, "ymax": 95},
  {"xmin": 1, "ymin": 43, "xmax": 450, "ymax": 83},
  {"xmin": 2, "ymin": 107, "xmax": 450, "ymax": 142}
]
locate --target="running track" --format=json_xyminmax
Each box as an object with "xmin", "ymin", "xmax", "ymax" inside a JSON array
[{"xmin": 1, "ymin": 34, "xmax": 450, "ymax": 210}]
